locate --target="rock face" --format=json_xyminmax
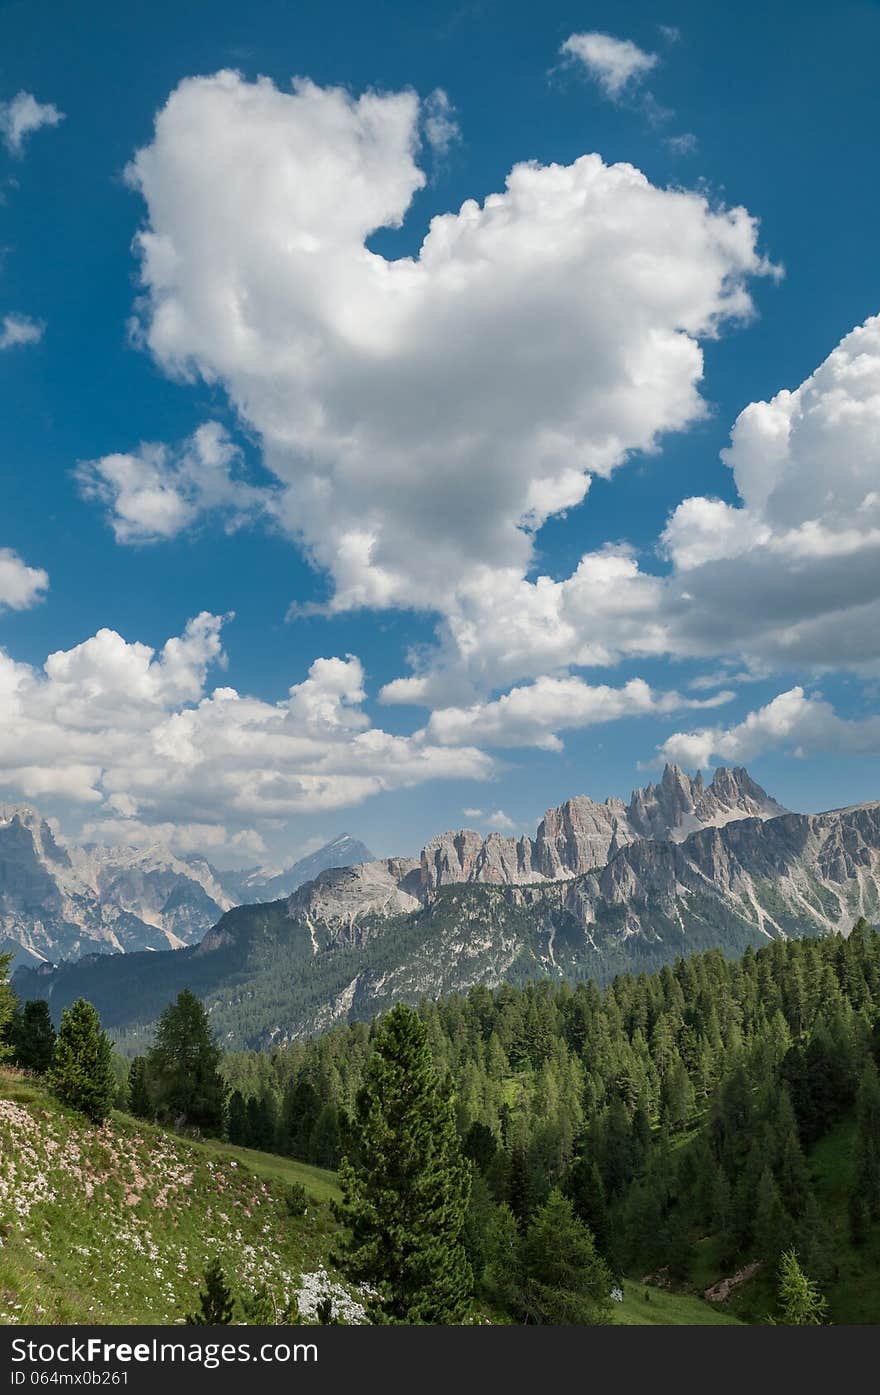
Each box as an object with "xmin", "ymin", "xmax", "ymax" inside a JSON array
[
  {"xmin": 285, "ymin": 858, "xmax": 423, "ymax": 944},
  {"xmin": 627, "ymin": 764, "xmax": 787, "ymax": 842},
  {"xmin": 306, "ymin": 766, "xmax": 789, "ymax": 932}
]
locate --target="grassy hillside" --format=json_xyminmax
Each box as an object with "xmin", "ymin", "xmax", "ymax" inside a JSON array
[
  {"xmin": 615, "ymin": 1280, "xmax": 742, "ymax": 1325},
  {"xmin": 0, "ymin": 1068, "xmax": 349, "ymax": 1325}
]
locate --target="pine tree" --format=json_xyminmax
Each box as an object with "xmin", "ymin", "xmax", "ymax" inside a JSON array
[
  {"xmin": 185, "ymin": 1258, "xmax": 235, "ymax": 1324},
  {"xmin": 127, "ymin": 1056, "xmax": 152, "ymax": 1119},
  {"xmin": 334, "ymin": 1003, "xmax": 473, "ymax": 1324},
  {"xmin": 147, "ymin": 989, "xmax": 226, "ymax": 1134},
  {"xmin": 518, "ymin": 1189, "xmax": 612, "ymax": 1325},
  {"xmin": 47, "ymin": 998, "xmax": 116, "ymax": 1124},
  {"xmin": 776, "ymin": 1248, "xmax": 827, "ymax": 1325},
  {"xmin": 12, "ymin": 999, "xmax": 56, "ymax": 1072}
]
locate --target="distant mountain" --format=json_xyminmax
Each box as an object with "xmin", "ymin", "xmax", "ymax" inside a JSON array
[
  {"xmin": 17, "ymin": 773, "xmax": 878, "ymax": 1051},
  {"xmin": 222, "ymin": 834, "xmax": 375, "ymax": 903},
  {"xmin": 0, "ymin": 807, "xmax": 373, "ymax": 970}
]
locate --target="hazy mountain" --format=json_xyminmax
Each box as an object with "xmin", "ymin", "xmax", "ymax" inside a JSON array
[
  {"xmin": 0, "ymin": 806, "xmax": 373, "ymax": 970},
  {"xmin": 221, "ymin": 834, "xmax": 375, "ymax": 903}
]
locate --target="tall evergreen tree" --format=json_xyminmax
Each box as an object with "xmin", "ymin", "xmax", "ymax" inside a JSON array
[
  {"xmin": 12, "ymin": 999, "xmax": 56, "ymax": 1072},
  {"xmin": 127, "ymin": 1056, "xmax": 152, "ymax": 1119},
  {"xmin": 47, "ymin": 998, "xmax": 116, "ymax": 1124},
  {"xmin": 147, "ymin": 989, "xmax": 226, "ymax": 1134},
  {"xmin": 334, "ymin": 1003, "xmax": 473, "ymax": 1324},
  {"xmin": 227, "ymin": 1088, "xmax": 248, "ymax": 1145}
]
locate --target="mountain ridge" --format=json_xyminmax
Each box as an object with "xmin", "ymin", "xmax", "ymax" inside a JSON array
[{"xmin": 15, "ymin": 782, "xmax": 879, "ymax": 1049}]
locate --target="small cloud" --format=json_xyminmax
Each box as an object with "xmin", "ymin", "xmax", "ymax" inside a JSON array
[
  {"xmin": 0, "ymin": 91, "xmax": 65, "ymax": 157},
  {"xmin": 462, "ymin": 806, "xmax": 517, "ymax": 833},
  {"xmin": 560, "ymin": 31, "xmax": 658, "ymax": 100},
  {"xmin": 424, "ymin": 88, "xmax": 460, "ymax": 158},
  {"xmin": 0, "ymin": 546, "xmax": 48, "ymax": 612},
  {"xmin": 659, "ymin": 24, "xmax": 681, "ymax": 46},
  {"xmin": 666, "ymin": 132, "xmax": 698, "ymax": 155},
  {"xmin": 0, "ymin": 313, "xmax": 43, "ymax": 349}
]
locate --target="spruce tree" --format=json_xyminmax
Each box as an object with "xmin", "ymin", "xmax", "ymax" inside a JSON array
[
  {"xmin": 777, "ymin": 1248, "xmax": 827, "ymax": 1325},
  {"xmin": 227, "ymin": 1089, "xmax": 248, "ymax": 1145},
  {"xmin": 47, "ymin": 998, "xmax": 116, "ymax": 1124},
  {"xmin": 754, "ymin": 1166, "xmax": 792, "ymax": 1265},
  {"xmin": 518, "ymin": 1189, "xmax": 612, "ymax": 1325},
  {"xmin": 127, "ymin": 1056, "xmax": 152, "ymax": 1118},
  {"xmin": 480, "ymin": 1202, "xmax": 522, "ymax": 1313},
  {"xmin": 12, "ymin": 999, "xmax": 56, "ymax": 1073},
  {"xmin": 334, "ymin": 1003, "xmax": 473, "ymax": 1324},
  {"xmin": 147, "ymin": 989, "xmax": 226, "ymax": 1134}
]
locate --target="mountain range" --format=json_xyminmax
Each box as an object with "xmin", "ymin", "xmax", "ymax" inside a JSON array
[
  {"xmin": 0, "ymin": 805, "xmax": 372, "ymax": 969},
  {"xmin": 14, "ymin": 765, "xmax": 878, "ymax": 1049}
]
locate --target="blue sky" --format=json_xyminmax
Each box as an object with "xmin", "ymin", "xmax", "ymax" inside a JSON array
[{"xmin": 1, "ymin": 0, "xmax": 879, "ymax": 867}]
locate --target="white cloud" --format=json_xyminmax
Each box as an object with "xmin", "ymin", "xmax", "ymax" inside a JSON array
[
  {"xmin": 561, "ymin": 32, "xmax": 658, "ymax": 99},
  {"xmin": 425, "ymin": 673, "xmax": 732, "ymax": 751},
  {"xmin": 123, "ymin": 69, "xmax": 771, "ymax": 616},
  {"xmin": 0, "ymin": 313, "xmax": 44, "ymax": 349},
  {"xmin": 0, "ymin": 547, "xmax": 48, "ymax": 611},
  {"xmin": 0, "ymin": 91, "xmax": 64, "ymax": 156},
  {"xmin": 76, "ymin": 421, "xmax": 270, "ymax": 544},
  {"xmin": 461, "ymin": 808, "xmax": 517, "ymax": 833},
  {"xmin": 658, "ymin": 686, "xmax": 880, "ymax": 768},
  {"xmin": 423, "ymin": 88, "xmax": 460, "ymax": 157},
  {"xmin": 79, "ymin": 815, "xmax": 268, "ymax": 862},
  {"xmin": 0, "ymin": 614, "xmax": 493, "ymax": 857},
  {"xmin": 385, "ymin": 312, "xmax": 880, "ymax": 710}
]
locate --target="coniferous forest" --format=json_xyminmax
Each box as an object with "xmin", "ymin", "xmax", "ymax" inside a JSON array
[{"xmin": 5, "ymin": 922, "xmax": 880, "ymax": 1324}]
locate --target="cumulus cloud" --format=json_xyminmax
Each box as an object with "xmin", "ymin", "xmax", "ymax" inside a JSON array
[
  {"xmin": 0, "ymin": 547, "xmax": 48, "ymax": 611},
  {"xmin": 0, "ymin": 91, "xmax": 64, "ymax": 156},
  {"xmin": 0, "ymin": 314, "xmax": 44, "ymax": 349},
  {"xmin": 0, "ymin": 614, "xmax": 493, "ymax": 856},
  {"xmin": 657, "ymin": 686, "xmax": 880, "ymax": 768},
  {"xmin": 560, "ymin": 32, "xmax": 658, "ymax": 99},
  {"xmin": 385, "ymin": 311, "xmax": 880, "ymax": 710},
  {"xmin": 123, "ymin": 69, "xmax": 771, "ymax": 615},
  {"xmin": 425, "ymin": 674, "xmax": 732, "ymax": 751},
  {"xmin": 75, "ymin": 421, "xmax": 271, "ymax": 544}
]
